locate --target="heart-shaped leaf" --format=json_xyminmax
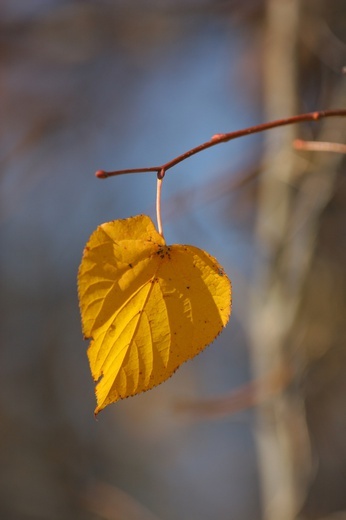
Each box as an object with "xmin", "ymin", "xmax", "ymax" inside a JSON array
[{"xmin": 78, "ymin": 214, "xmax": 231, "ymax": 414}]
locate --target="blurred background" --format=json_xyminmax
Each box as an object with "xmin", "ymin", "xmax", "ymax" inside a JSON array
[{"xmin": 1, "ymin": 1, "xmax": 346, "ymax": 519}]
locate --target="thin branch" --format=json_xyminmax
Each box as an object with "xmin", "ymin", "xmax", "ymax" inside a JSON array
[
  {"xmin": 293, "ymin": 139, "xmax": 346, "ymax": 154},
  {"xmin": 174, "ymin": 363, "xmax": 293, "ymax": 420},
  {"xmin": 96, "ymin": 109, "xmax": 346, "ymax": 179}
]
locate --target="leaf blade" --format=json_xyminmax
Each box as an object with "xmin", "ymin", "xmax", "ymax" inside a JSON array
[{"xmin": 78, "ymin": 214, "xmax": 231, "ymax": 414}]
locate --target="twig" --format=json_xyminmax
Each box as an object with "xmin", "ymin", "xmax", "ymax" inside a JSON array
[
  {"xmin": 293, "ymin": 139, "xmax": 346, "ymax": 154},
  {"xmin": 95, "ymin": 109, "xmax": 346, "ymax": 179},
  {"xmin": 174, "ymin": 364, "xmax": 293, "ymax": 420}
]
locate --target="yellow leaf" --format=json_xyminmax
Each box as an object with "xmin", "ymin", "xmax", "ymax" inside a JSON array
[{"xmin": 78, "ymin": 214, "xmax": 231, "ymax": 414}]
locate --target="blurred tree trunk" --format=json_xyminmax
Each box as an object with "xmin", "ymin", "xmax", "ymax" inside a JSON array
[
  {"xmin": 250, "ymin": 1, "xmax": 346, "ymax": 519},
  {"xmin": 250, "ymin": 0, "xmax": 309, "ymax": 518}
]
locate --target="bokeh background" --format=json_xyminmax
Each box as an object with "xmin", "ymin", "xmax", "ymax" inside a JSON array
[{"xmin": 1, "ymin": 1, "xmax": 346, "ymax": 519}]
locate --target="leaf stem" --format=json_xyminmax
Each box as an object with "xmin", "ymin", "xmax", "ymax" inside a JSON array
[
  {"xmin": 156, "ymin": 169, "xmax": 165, "ymax": 240},
  {"xmin": 96, "ymin": 109, "xmax": 346, "ymax": 179}
]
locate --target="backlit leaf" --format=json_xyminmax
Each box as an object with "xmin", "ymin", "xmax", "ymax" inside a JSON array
[{"xmin": 78, "ymin": 214, "xmax": 231, "ymax": 414}]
